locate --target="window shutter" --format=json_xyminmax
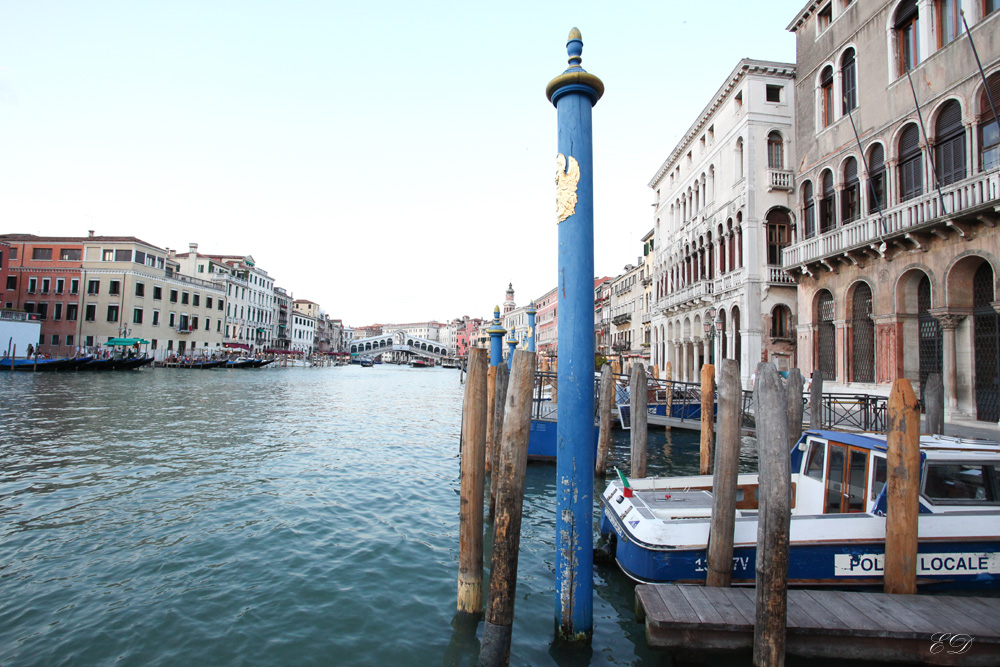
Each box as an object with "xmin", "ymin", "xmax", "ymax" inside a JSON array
[{"xmin": 900, "ymin": 124, "xmax": 920, "ymax": 158}]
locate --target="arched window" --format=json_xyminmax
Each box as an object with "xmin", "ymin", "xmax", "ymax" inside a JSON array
[
  {"xmin": 979, "ymin": 72, "xmax": 1000, "ymax": 171},
  {"xmin": 771, "ymin": 305, "xmax": 793, "ymax": 339},
  {"xmin": 841, "ymin": 157, "xmax": 860, "ymax": 223},
  {"xmin": 936, "ymin": 0, "xmax": 959, "ymax": 48},
  {"xmin": 735, "ymin": 137, "xmax": 744, "ymax": 180},
  {"xmin": 841, "ymin": 48, "xmax": 857, "ymax": 114},
  {"xmin": 895, "ymin": 0, "xmax": 920, "ymax": 75},
  {"xmin": 817, "ymin": 290, "xmax": 837, "ymax": 380},
  {"xmin": 934, "ymin": 100, "xmax": 965, "ymax": 185},
  {"xmin": 821, "ymin": 66, "xmax": 835, "ymax": 126},
  {"xmin": 767, "ymin": 131, "xmax": 784, "ymax": 169},
  {"xmin": 803, "ymin": 181, "xmax": 816, "ymax": 238},
  {"xmin": 868, "ymin": 144, "xmax": 886, "ymax": 214},
  {"xmin": 851, "ymin": 283, "xmax": 875, "ymax": 383},
  {"xmin": 820, "ymin": 169, "xmax": 837, "ymax": 233},
  {"xmin": 766, "ymin": 209, "xmax": 791, "ymax": 265},
  {"xmin": 899, "ymin": 123, "xmax": 923, "ymax": 201}
]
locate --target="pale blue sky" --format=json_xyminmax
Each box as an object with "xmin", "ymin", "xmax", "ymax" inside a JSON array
[{"xmin": 0, "ymin": 0, "xmax": 807, "ymax": 326}]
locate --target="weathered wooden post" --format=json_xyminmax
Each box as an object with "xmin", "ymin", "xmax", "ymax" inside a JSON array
[
  {"xmin": 664, "ymin": 361, "xmax": 673, "ymax": 430},
  {"xmin": 10, "ymin": 344, "xmax": 15, "ymax": 374},
  {"xmin": 479, "ymin": 350, "xmax": 537, "ymax": 667},
  {"xmin": 699, "ymin": 363, "xmax": 715, "ymax": 475},
  {"xmin": 489, "ymin": 361, "xmax": 510, "ymax": 519},
  {"xmin": 486, "ymin": 307, "xmax": 507, "ymax": 474},
  {"xmin": 457, "ymin": 348, "xmax": 489, "ymax": 618},
  {"xmin": 595, "ymin": 363, "xmax": 614, "ymax": 476},
  {"xmin": 547, "ymin": 26, "xmax": 603, "ymax": 642},
  {"xmin": 786, "ymin": 368, "xmax": 804, "ymax": 450},
  {"xmin": 550, "ymin": 357, "xmax": 558, "ymax": 403},
  {"xmin": 924, "ymin": 372, "xmax": 944, "ymax": 435},
  {"xmin": 630, "ymin": 362, "xmax": 648, "ymax": 479},
  {"xmin": 753, "ymin": 362, "xmax": 791, "ymax": 667},
  {"xmin": 809, "ymin": 371, "xmax": 823, "ymax": 429},
  {"xmin": 884, "ymin": 378, "xmax": 920, "ymax": 596},
  {"xmin": 706, "ymin": 359, "xmax": 742, "ymax": 587}
]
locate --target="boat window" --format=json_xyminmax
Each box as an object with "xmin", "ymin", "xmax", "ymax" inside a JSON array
[
  {"xmin": 825, "ymin": 445, "xmax": 845, "ymax": 513},
  {"xmin": 923, "ymin": 464, "xmax": 998, "ymax": 503},
  {"xmin": 870, "ymin": 456, "xmax": 887, "ymax": 499},
  {"xmin": 847, "ymin": 449, "xmax": 868, "ymax": 512},
  {"xmin": 805, "ymin": 441, "xmax": 825, "ymax": 480}
]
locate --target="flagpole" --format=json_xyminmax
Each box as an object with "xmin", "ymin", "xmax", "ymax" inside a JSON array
[{"xmin": 904, "ymin": 67, "xmax": 948, "ymax": 217}]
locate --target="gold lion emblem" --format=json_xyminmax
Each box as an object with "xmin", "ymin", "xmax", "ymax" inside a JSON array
[{"xmin": 555, "ymin": 153, "xmax": 580, "ymax": 223}]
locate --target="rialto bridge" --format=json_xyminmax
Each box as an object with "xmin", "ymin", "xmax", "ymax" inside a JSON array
[{"xmin": 349, "ymin": 330, "xmax": 448, "ymax": 359}]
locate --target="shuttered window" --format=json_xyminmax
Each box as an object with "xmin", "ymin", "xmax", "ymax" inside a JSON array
[
  {"xmin": 899, "ymin": 124, "xmax": 923, "ymax": 202},
  {"xmin": 821, "ymin": 66, "xmax": 835, "ymax": 126},
  {"xmin": 842, "ymin": 48, "xmax": 857, "ymax": 114},
  {"xmin": 803, "ymin": 181, "xmax": 816, "ymax": 238},
  {"xmin": 980, "ymin": 72, "xmax": 1000, "ymax": 171},
  {"xmin": 868, "ymin": 144, "xmax": 886, "ymax": 213},
  {"xmin": 820, "ymin": 170, "xmax": 837, "ymax": 232},
  {"xmin": 842, "ymin": 157, "xmax": 860, "ymax": 223},
  {"xmin": 934, "ymin": 100, "xmax": 965, "ymax": 185}
]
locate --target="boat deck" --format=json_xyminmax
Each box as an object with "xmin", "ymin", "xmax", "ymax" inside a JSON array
[{"xmin": 636, "ymin": 584, "xmax": 1000, "ymax": 665}]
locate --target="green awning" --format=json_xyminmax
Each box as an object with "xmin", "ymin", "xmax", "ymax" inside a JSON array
[{"xmin": 104, "ymin": 337, "xmax": 151, "ymax": 346}]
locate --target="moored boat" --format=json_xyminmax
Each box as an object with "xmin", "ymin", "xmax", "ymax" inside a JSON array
[
  {"xmin": 359, "ymin": 357, "xmax": 374, "ymax": 368},
  {"xmin": 0, "ymin": 356, "xmax": 79, "ymax": 372},
  {"xmin": 600, "ymin": 429, "xmax": 1000, "ymax": 591}
]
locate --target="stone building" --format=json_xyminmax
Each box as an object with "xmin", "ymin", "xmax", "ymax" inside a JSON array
[
  {"xmin": 609, "ymin": 260, "xmax": 644, "ymax": 367},
  {"xmin": 650, "ymin": 59, "xmax": 798, "ymax": 385},
  {"xmin": 784, "ymin": 1, "xmax": 1000, "ymax": 422}
]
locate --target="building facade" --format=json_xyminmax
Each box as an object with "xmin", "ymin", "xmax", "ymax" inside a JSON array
[
  {"xmin": 784, "ymin": 0, "xmax": 1000, "ymax": 421},
  {"xmin": 651, "ymin": 59, "xmax": 798, "ymax": 385}
]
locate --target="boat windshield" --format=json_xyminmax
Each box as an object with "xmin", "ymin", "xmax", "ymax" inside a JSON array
[{"xmin": 923, "ymin": 464, "xmax": 999, "ymax": 504}]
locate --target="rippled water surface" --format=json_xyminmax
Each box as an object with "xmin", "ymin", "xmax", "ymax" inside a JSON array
[{"xmin": 0, "ymin": 365, "xmax": 726, "ymax": 666}]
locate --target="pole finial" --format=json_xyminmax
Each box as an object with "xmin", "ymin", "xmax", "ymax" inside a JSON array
[{"xmin": 546, "ymin": 28, "xmax": 604, "ymax": 106}]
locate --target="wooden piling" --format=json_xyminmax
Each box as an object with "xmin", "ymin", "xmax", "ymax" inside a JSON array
[
  {"xmin": 706, "ymin": 359, "xmax": 742, "ymax": 587},
  {"xmin": 884, "ymin": 378, "xmax": 920, "ymax": 596},
  {"xmin": 595, "ymin": 364, "xmax": 614, "ymax": 476},
  {"xmin": 550, "ymin": 358, "xmax": 558, "ymax": 404},
  {"xmin": 457, "ymin": 348, "xmax": 488, "ymax": 618},
  {"xmin": 479, "ymin": 350, "xmax": 537, "ymax": 666},
  {"xmin": 785, "ymin": 368, "xmax": 804, "ymax": 450},
  {"xmin": 485, "ymin": 364, "xmax": 497, "ymax": 473},
  {"xmin": 10, "ymin": 344, "xmax": 15, "ymax": 374},
  {"xmin": 630, "ymin": 363, "xmax": 648, "ymax": 479},
  {"xmin": 489, "ymin": 361, "xmax": 510, "ymax": 519},
  {"xmin": 924, "ymin": 372, "xmax": 944, "ymax": 435},
  {"xmin": 664, "ymin": 361, "xmax": 673, "ymax": 431},
  {"xmin": 752, "ymin": 362, "xmax": 791, "ymax": 667},
  {"xmin": 699, "ymin": 364, "xmax": 715, "ymax": 475},
  {"xmin": 809, "ymin": 371, "xmax": 823, "ymax": 430}
]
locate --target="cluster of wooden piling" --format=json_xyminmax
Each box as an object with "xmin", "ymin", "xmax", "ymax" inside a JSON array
[{"xmin": 456, "ymin": 347, "xmax": 538, "ymax": 666}]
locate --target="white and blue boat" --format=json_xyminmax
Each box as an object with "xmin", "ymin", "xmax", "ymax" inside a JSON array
[{"xmin": 599, "ymin": 430, "xmax": 1000, "ymax": 591}]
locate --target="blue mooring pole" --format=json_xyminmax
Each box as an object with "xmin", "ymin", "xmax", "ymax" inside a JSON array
[
  {"xmin": 546, "ymin": 27, "xmax": 603, "ymax": 642},
  {"xmin": 488, "ymin": 306, "xmax": 506, "ymax": 368},
  {"xmin": 526, "ymin": 301, "xmax": 537, "ymax": 353},
  {"xmin": 506, "ymin": 328, "xmax": 517, "ymax": 369}
]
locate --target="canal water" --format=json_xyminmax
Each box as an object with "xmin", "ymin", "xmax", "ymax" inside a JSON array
[{"xmin": 0, "ymin": 365, "xmax": 755, "ymax": 666}]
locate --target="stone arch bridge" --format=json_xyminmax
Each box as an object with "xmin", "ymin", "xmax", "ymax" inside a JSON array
[{"xmin": 350, "ymin": 330, "xmax": 448, "ymax": 359}]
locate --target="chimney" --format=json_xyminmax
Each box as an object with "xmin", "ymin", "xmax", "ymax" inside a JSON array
[
  {"xmin": 189, "ymin": 242, "xmax": 198, "ymax": 254},
  {"xmin": 88, "ymin": 230, "xmax": 95, "ymax": 238}
]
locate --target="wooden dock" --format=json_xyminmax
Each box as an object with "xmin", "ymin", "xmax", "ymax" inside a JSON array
[{"xmin": 636, "ymin": 584, "xmax": 1000, "ymax": 665}]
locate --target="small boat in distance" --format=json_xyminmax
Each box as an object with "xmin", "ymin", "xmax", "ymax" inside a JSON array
[
  {"xmin": 409, "ymin": 357, "xmax": 433, "ymax": 368},
  {"xmin": 359, "ymin": 357, "xmax": 374, "ymax": 367},
  {"xmin": 600, "ymin": 430, "xmax": 1000, "ymax": 592}
]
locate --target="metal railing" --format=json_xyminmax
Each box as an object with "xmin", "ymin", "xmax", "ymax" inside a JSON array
[{"xmin": 741, "ymin": 390, "xmax": 887, "ymax": 433}]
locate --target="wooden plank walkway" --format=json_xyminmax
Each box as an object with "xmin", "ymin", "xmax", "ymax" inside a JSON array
[{"xmin": 636, "ymin": 584, "xmax": 1000, "ymax": 665}]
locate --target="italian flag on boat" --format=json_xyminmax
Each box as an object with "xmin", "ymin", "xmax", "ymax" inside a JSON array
[{"xmin": 616, "ymin": 467, "xmax": 633, "ymax": 497}]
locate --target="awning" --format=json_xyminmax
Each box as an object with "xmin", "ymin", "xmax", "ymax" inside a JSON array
[
  {"xmin": 224, "ymin": 342, "xmax": 251, "ymax": 350},
  {"xmin": 104, "ymin": 337, "xmax": 151, "ymax": 346}
]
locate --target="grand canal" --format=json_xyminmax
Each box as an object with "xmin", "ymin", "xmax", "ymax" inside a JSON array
[{"xmin": 0, "ymin": 364, "xmax": 750, "ymax": 666}]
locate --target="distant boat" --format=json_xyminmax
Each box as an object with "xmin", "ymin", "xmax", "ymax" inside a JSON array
[
  {"xmin": 360, "ymin": 357, "xmax": 374, "ymax": 367},
  {"xmin": 79, "ymin": 356, "xmax": 153, "ymax": 371},
  {"xmin": 158, "ymin": 359, "xmax": 227, "ymax": 369},
  {"xmin": 409, "ymin": 357, "xmax": 432, "ymax": 368}
]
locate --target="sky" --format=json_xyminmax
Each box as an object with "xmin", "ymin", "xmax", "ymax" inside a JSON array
[{"xmin": 0, "ymin": 0, "xmax": 808, "ymax": 327}]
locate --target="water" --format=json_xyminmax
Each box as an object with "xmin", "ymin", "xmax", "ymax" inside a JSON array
[{"xmin": 0, "ymin": 365, "xmax": 744, "ymax": 666}]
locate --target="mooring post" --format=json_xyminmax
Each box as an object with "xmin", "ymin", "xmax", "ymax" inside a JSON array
[
  {"xmin": 546, "ymin": 26, "xmax": 603, "ymax": 642},
  {"xmin": 11, "ymin": 344, "xmax": 15, "ymax": 374},
  {"xmin": 664, "ymin": 361, "xmax": 673, "ymax": 431},
  {"xmin": 457, "ymin": 348, "xmax": 489, "ymax": 617},
  {"xmin": 786, "ymin": 368, "xmax": 804, "ymax": 450},
  {"xmin": 884, "ymin": 378, "xmax": 920, "ymax": 596},
  {"xmin": 526, "ymin": 301, "xmax": 538, "ymax": 354},
  {"xmin": 630, "ymin": 362, "xmax": 648, "ymax": 479},
  {"xmin": 707, "ymin": 359, "xmax": 741, "ymax": 587},
  {"xmin": 489, "ymin": 361, "xmax": 510, "ymax": 520},
  {"xmin": 479, "ymin": 350, "xmax": 537, "ymax": 667},
  {"xmin": 753, "ymin": 362, "xmax": 791, "ymax": 667},
  {"xmin": 699, "ymin": 363, "xmax": 715, "ymax": 475},
  {"xmin": 809, "ymin": 371, "xmax": 823, "ymax": 430},
  {"xmin": 486, "ymin": 307, "xmax": 507, "ymax": 474},
  {"xmin": 595, "ymin": 363, "xmax": 614, "ymax": 476},
  {"xmin": 925, "ymin": 372, "xmax": 944, "ymax": 435},
  {"xmin": 506, "ymin": 328, "xmax": 517, "ymax": 370}
]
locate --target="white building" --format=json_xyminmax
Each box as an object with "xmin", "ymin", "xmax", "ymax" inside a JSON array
[{"xmin": 650, "ymin": 59, "xmax": 798, "ymax": 386}]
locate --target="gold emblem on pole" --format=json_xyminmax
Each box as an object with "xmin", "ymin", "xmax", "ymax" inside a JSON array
[{"xmin": 555, "ymin": 153, "xmax": 580, "ymax": 223}]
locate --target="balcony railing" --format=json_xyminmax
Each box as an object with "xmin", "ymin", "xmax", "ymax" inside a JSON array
[
  {"xmin": 768, "ymin": 169, "xmax": 794, "ymax": 191},
  {"xmin": 612, "ymin": 313, "xmax": 632, "ymax": 325},
  {"xmin": 0, "ymin": 310, "xmax": 30, "ymax": 322},
  {"xmin": 657, "ymin": 278, "xmax": 714, "ymax": 311},
  {"xmin": 767, "ymin": 266, "xmax": 795, "ymax": 284},
  {"xmin": 783, "ymin": 170, "xmax": 999, "ymax": 268}
]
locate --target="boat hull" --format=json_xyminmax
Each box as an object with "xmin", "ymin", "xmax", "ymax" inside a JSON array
[{"xmin": 527, "ymin": 419, "xmax": 601, "ymax": 462}]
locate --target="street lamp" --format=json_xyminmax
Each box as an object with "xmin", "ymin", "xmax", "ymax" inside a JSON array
[{"xmin": 703, "ymin": 307, "xmax": 717, "ymax": 365}]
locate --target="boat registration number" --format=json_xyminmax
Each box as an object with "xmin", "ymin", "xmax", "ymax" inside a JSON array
[{"xmin": 834, "ymin": 552, "xmax": 1000, "ymax": 576}]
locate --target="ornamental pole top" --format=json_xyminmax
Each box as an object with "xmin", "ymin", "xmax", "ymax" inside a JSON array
[{"xmin": 546, "ymin": 28, "xmax": 604, "ymax": 106}]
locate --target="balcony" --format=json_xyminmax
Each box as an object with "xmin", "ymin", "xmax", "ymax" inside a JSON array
[
  {"xmin": 766, "ymin": 266, "xmax": 795, "ymax": 285},
  {"xmin": 768, "ymin": 169, "xmax": 794, "ymax": 192},
  {"xmin": 782, "ymin": 171, "xmax": 999, "ymax": 274},
  {"xmin": 612, "ymin": 313, "xmax": 632, "ymax": 326},
  {"xmin": 657, "ymin": 279, "xmax": 714, "ymax": 312}
]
